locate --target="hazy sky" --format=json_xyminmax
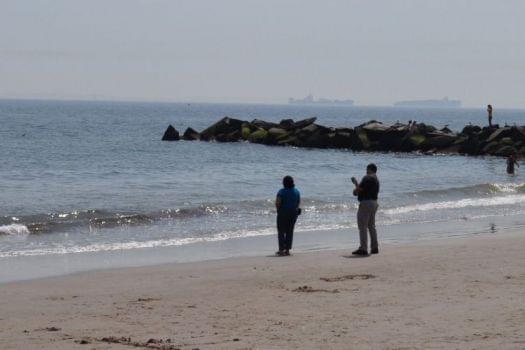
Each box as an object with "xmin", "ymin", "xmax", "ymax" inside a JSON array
[{"xmin": 1, "ymin": 0, "xmax": 524, "ymax": 107}]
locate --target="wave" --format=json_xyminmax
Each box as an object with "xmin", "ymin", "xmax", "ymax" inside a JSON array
[
  {"xmin": 383, "ymin": 194, "xmax": 525, "ymax": 215},
  {"xmin": 0, "ymin": 219, "xmax": 412, "ymax": 258},
  {"xmin": 0, "ymin": 205, "xmax": 234, "ymax": 235},
  {"xmin": 2, "ymin": 183, "xmax": 524, "ymax": 236},
  {"xmin": 406, "ymin": 183, "xmax": 525, "ymax": 198},
  {"xmin": 0, "ymin": 226, "xmax": 279, "ymax": 257},
  {"xmin": 0, "ymin": 224, "xmax": 30, "ymax": 236}
]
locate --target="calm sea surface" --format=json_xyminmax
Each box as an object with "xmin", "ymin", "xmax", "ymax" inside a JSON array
[{"xmin": 1, "ymin": 99, "xmax": 524, "ymax": 279}]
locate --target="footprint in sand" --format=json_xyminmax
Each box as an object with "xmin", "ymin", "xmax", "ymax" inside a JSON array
[
  {"xmin": 320, "ymin": 274, "xmax": 375, "ymax": 282},
  {"xmin": 293, "ymin": 285, "xmax": 340, "ymax": 293}
]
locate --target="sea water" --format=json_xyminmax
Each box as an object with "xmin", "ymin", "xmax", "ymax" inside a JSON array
[{"xmin": 1, "ymin": 99, "xmax": 524, "ymax": 281}]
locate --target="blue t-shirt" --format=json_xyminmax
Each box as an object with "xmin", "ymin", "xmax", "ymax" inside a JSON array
[{"xmin": 277, "ymin": 187, "xmax": 300, "ymax": 213}]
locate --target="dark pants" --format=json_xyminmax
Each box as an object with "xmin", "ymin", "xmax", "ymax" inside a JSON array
[{"xmin": 277, "ymin": 212, "xmax": 297, "ymax": 251}]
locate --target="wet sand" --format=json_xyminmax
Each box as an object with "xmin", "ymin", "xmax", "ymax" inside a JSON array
[{"xmin": 1, "ymin": 231, "xmax": 524, "ymax": 349}]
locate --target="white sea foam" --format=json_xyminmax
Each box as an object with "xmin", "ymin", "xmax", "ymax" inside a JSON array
[
  {"xmin": 491, "ymin": 183, "xmax": 525, "ymax": 193},
  {"xmin": 0, "ymin": 227, "xmax": 277, "ymax": 258},
  {"xmin": 383, "ymin": 194, "xmax": 525, "ymax": 215},
  {"xmin": 0, "ymin": 224, "xmax": 30, "ymax": 235},
  {"xmin": 0, "ymin": 219, "xmax": 411, "ymax": 258}
]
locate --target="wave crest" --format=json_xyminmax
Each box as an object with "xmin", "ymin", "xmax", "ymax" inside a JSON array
[{"xmin": 0, "ymin": 224, "xmax": 30, "ymax": 235}]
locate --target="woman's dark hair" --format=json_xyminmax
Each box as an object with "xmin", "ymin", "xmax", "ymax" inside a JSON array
[
  {"xmin": 283, "ymin": 175, "xmax": 295, "ymax": 189},
  {"xmin": 367, "ymin": 163, "xmax": 377, "ymax": 173}
]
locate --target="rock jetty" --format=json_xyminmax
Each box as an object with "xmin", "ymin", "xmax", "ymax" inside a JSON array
[{"xmin": 162, "ymin": 117, "xmax": 525, "ymax": 157}]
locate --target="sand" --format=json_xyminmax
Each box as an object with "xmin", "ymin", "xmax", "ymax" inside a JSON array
[{"xmin": 1, "ymin": 232, "xmax": 525, "ymax": 349}]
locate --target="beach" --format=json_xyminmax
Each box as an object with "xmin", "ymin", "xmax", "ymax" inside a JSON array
[{"xmin": 1, "ymin": 231, "xmax": 524, "ymax": 349}]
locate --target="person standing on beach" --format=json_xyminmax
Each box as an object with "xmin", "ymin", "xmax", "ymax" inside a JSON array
[
  {"xmin": 507, "ymin": 153, "xmax": 519, "ymax": 175},
  {"xmin": 275, "ymin": 176, "xmax": 301, "ymax": 256},
  {"xmin": 487, "ymin": 104, "xmax": 493, "ymax": 127},
  {"xmin": 351, "ymin": 164, "xmax": 380, "ymax": 256}
]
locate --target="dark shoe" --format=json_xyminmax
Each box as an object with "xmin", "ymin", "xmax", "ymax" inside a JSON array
[
  {"xmin": 371, "ymin": 248, "xmax": 379, "ymax": 255},
  {"xmin": 275, "ymin": 250, "xmax": 284, "ymax": 256},
  {"xmin": 352, "ymin": 249, "xmax": 369, "ymax": 256},
  {"xmin": 283, "ymin": 250, "xmax": 290, "ymax": 256}
]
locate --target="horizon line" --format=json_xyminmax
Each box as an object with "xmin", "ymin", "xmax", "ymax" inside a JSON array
[{"xmin": 0, "ymin": 96, "xmax": 522, "ymax": 110}]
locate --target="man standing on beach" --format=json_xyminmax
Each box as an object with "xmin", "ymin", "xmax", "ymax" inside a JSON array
[{"xmin": 351, "ymin": 164, "xmax": 380, "ymax": 256}]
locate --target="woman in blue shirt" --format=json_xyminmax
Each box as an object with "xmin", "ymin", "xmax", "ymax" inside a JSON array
[{"xmin": 275, "ymin": 176, "xmax": 301, "ymax": 256}]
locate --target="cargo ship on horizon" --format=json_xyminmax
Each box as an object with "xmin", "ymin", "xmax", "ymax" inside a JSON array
[
  {"xmin": 393, "ymin": 97, "xmax": 461, "ymax": 108},
  {"xmin": 288, "ymin": 94, "xmax": 354, "ymax": 106}
]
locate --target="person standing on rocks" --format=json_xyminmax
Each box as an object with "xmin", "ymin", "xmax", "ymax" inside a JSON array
[
  {"xmin": 275, "ymin": 176, "xmax": 301, "ymax": 256},
  {"xmin": 487, "ymin": 104, "xmax": 493, "ymax": 127},
  {"xmin": 351, "ymin": 164, "xmax": 380, "ymax": 256}
]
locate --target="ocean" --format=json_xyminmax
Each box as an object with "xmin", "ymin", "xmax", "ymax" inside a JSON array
[{"xmin": 1, "ymin": 99, "xmax": 524, "ymax": 282}]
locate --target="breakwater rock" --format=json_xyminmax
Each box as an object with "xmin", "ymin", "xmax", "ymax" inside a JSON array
[{"xmin": 163, "ymin": 117, "xmax": 525, "ymax": 157}]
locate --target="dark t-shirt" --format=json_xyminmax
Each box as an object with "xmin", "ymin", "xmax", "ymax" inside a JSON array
[
  {"xmin": 357, "ymin": 175, "xmax": 379, "ymax": 201},
  {"xmin": 277, "ymin": 187, "xmax": 301, "ymax": 214}
]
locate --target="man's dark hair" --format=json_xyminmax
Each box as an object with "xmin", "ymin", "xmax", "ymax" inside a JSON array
[
  {"xmin": 283, "ymin": 175, "xmax": 295, "ymax": 189},
  {"xmin": 367, "ymin": 163, "xmax": 377, "ymax": 173}
]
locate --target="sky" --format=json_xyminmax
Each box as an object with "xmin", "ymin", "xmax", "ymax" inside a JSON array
[{"xmin": 1, "ymin": 0, "xmax": 524, "ymax": 107}]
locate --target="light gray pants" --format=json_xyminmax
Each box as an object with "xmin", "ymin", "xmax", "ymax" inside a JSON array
[{"xmin": 357, "ymin": 200, "xmax": 379, "ymax": 251}]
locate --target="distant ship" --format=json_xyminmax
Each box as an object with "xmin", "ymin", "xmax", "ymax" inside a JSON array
[
  {"xmin": 393, "ymin": 97, "xmax": 461, "ymax": 108},
  {"xmin": 288, "ymin": 94, "xmax": 354, "ymax": 106}
]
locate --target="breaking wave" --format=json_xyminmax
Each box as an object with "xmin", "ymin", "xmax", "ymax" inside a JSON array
[
  {"xmin": 384, "ymin": 194, "xmax": 525, "ymax": 215},
  {"xmin": 1, "ymin": 183, "xmax": 524, "ymax": 236},
  {"xmin": 0, "ymin": 224, "xmax": 30, "ymax": 236},
  {"xmin": 406, "ymin": 183, "xmax": 525, "ymax": 198}
]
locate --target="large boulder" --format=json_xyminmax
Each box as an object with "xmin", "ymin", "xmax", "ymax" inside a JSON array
[
  {"xmin": 440, "ymin": 126, "xmax": 453, "ymax": 134},
  {"xmin": 251, "ymin": 119, "xmax": 278, "ymax": 130},
  {"xmin": 494, "ymin": 145, "xmax": 518, "ymax": 157},
  {"xmin": 296, "ymin": 123, "xmax": 327, "ymax": 137},
  {"xmin": 416, "ymin": 123, "xmax": 437, "ymax": 135},
  {"xmin": 266, "ymin": 127, "xmax": 290, "ymax": 145},
  {"xmin": 277, "ymin": 135, "xmax": 301, "ymax": 147},
  {"xmin": 494, "ymin": 127, "xmax": 525, "ymax": 143},
  {"xmin": 420, "ymin": 133, "xmax": 457, "ymax": 150},
  {"xmin": 241, "ymin": 123, "xmax": 252, "ymax": 140},
  {"xmin": 486, "ymin": 128, "xmax": 509, "ymax": 143},
  {"xmin": 408, "ymin": 134, "xmax": 426, "ymax": 149},
  {"xmin": 327, "ymin": 131, "xmax": 353, "ymax": 149},
  {"xmin": 279, "ymin": 119, "xmax": 295, "ymax": 130},
  {"xmin": 499, "ymin": 137, "xmax": 514, "ymax": 146},
  {"xmin": 479, "ymin": 126, "xmax": 499, "ymax": 141},
  {"xmin": 161, "ymin": 124, "xmax": 180, "ymax": 141},
  {"xmin": 359, "ymin": 121, "xmax": 387, "ymax": 139},
  {"xmin": 292, "ymin": 117, "xmax": 317, "ymax": 130},
  {"xmin": 362, "ymin": 121, "xmax": 389, "ymax": 132},
  {"xmin": 268, "ymin": 127, "xmax": 289, "ymax": 139},
  {"xmin": 461, "ymin": 125, "xmax": 482, "ymax": 136},
  {"xmin": 215, "ymin": 130, "xmax": 241, "ymax": 142},
  {"xmin": 354, "ymin": 129, "xmax": 371, "ymax": 150},
  {"xmin": 379, "ymin": 127, "xmax": 409, "ymax": 151},
  {"xmin": 182, "ymin": 127, "xmax": 199, "ymax": 141},
  {"xmin": 301, "ymin": 133, "xmax": 331, "ymax": 148},
  {"xmin": 248, "ymin": 128, "xmax": 268, "ymax": 143},
  {"xmin": 438, "ymin": 144, "xmax": 462, "ymax": 154},
  {"xmin": 200, "ymin": 117, "xmax": 244, "ymax": 141},
  {"xmin": 481, "ymin": 141, "xmax": 501, "ymax": 155},
  {"xmin": 458, "ymin": 135, "xmax": 481, "ymax": 155}
]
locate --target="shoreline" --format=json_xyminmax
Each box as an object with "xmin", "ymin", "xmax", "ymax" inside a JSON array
[
  {"xmin": 2, "ymin": 212, "xmax": 525, "ymax": 284},
  {"xmin": 1, "ymin": 230, "xmax": 524, "ymax": 349}
]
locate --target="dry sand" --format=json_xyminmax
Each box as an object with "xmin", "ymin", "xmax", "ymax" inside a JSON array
[{"xmin": 1, "ymin": 232, "xmax": 524, "ymax": 349}]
